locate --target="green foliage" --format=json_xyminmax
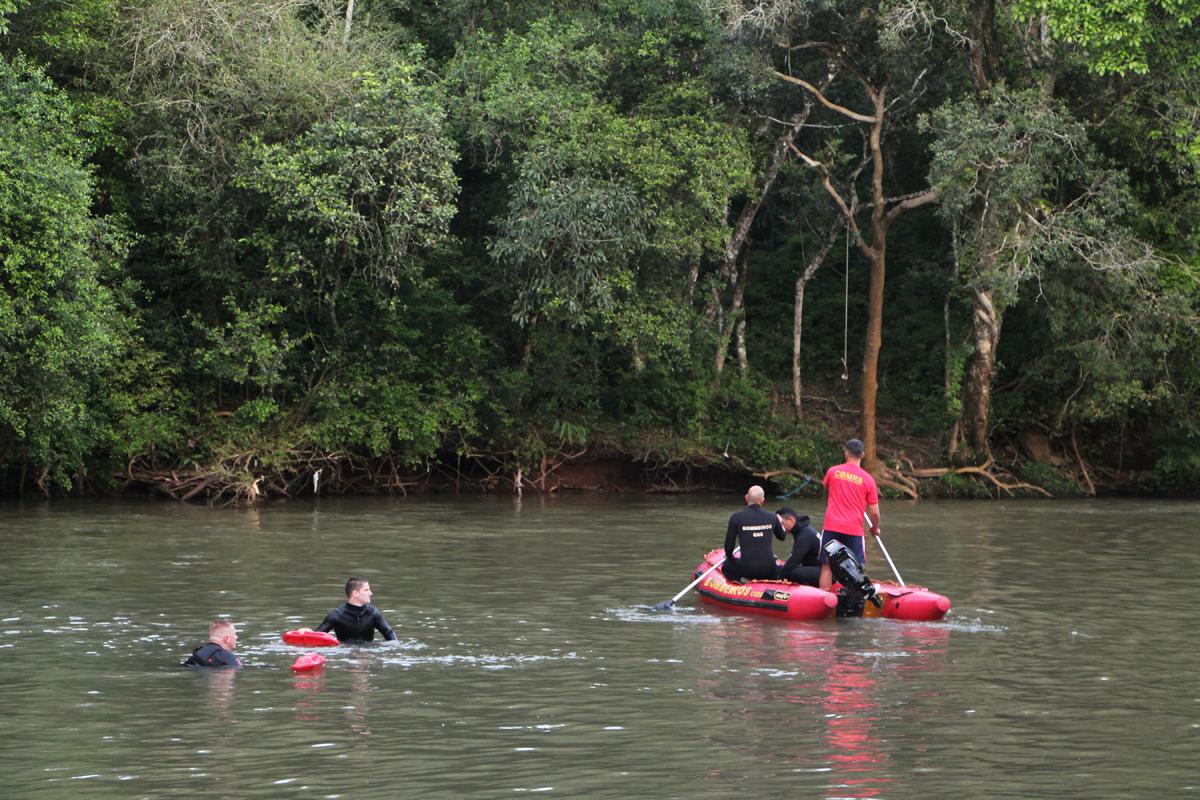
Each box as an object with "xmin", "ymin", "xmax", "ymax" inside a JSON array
[
  {"xmin": 609, "ymin": 81, "xmax": 755, "ymax": 262},
  {"xmin": 0, "ymin": 56, "xmax": 131, "ymax": 490},
  {"xmin": 451, "ymin": 11, "xmax": 753, "ymax": 336},
  {"xmin": 5, "ymin": 0, "xmax": 119, "ymax": 69},
  {"xmin": 191, "ymin": 297, "xmax": 294, "ymax": 395},
  {"xmin": 446, "ymin": 20, "xmax": 609, "ymax": 169},
  {"xmin": 489, "ymin": 154, "xmax": 647, "ymax": 326},
  {"xmin": 1144, "ymin": 445, "xmax": 1200, "ymax": 492},
  {"xmin": 2, "ymin": 0, "xmax": 1199, "ymax": 497},
  {"xmin": 705, "ymin": 376, "xmax": 840, "ymax": 472},
  {"xmin": 1013, "ymin": 461, "xmax": 1088, "ymax": 497},
  {"xmin": 924, "ymin": 88, "xmax": 1117, "ymax": 308},
  {"xmin": 931, "ymin": 471, "xmax": 994, "ymax": 499},
  {"xmin": 1012, "ymin": 0, "xmax": 1200, "ymax": 75},
  {"xmin": 239, "ymin": 63, "xmax": 459, "ymax": 291}
]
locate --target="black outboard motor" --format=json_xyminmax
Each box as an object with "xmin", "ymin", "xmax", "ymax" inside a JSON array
[{"xmin": 824, "ymin": 539, "xmax": 883, "ymax": 618}]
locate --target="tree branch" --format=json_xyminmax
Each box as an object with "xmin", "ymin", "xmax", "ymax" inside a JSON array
[
  {"xmin": 883, "ymin": 187, "xmax": 940, "ymax": 225},
  {"xmin": 787, "ymin": 142, "xmax": 862, "ymax": 242},
  {"xmin": 770, "ymin": 68, "xmax": 877, "ymax": 123}
]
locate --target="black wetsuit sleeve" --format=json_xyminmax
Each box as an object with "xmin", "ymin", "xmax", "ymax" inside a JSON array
[
  {"xmin": 797, "ymin": 526, "xmax": 821, "ymax": 566},
  {"xmin": 724, "ymin": 515, "xmax": 738, "ymax": 559},
  {"xmin": 773, "ymin": 518, "xmax": 786, "ymax": 542},
  {"xmin": 373, "ymin": 609, "xmax": 398, "ymax": 641},
  {"xmin": 315, "ymin": 612, "xmax": 337, "ymax": 634}
]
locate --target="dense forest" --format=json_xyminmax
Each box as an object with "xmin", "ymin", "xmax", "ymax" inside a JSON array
[{"xmin": 1, "ymin": 0, "xmax": 1197, "ymax": 501}]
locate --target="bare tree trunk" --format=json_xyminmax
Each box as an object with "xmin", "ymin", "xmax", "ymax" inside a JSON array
[
  {"xmin": 860, "ymin": 246, "xmax": 885, "ymax": 471},
  {"xmin": 968, "ymin": 0, "xmax": 999, "ymax": 92},
  {"xmin": 793, "ymin": 278, "xmax": 806, "ymax": 418},
  {"xmin": 686, "ymin": 259, "xmax": 700, "ymax": 304},
  {"xmin": 793, "ymin": 222, "xmax": 842, "ymax": 418},
  {"xmin": 736, "ymin": 319, "xmax": 748, "ymax": 376},
  {"xmin": 961, "ymin": 286, "xmax": 1001, "ymax": 455},
  {"xmin": 519, "ymin": 312, "xmax": 539, "ymax": 372},
  {"xmin": 780, "ymin": 68, "xmax": 938, "ymax": 471},
  {"xmin": 713, "ymin": 252, "xmax": 748, "ymax": 382},
  {"xmin": 343, "ymin": 0, "xmax": 355, "ymax": 49},
  {"xmin": 859, "ymin": 88, "xmax": 889, "ymax": 473},
  {"xmin": 944, "ymin": 286, "xmax": 962, "ymax": 460}
]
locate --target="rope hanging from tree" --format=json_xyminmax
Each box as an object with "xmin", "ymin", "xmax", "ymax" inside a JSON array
[{"xmin": 841, "ymin": 221, "xmax": 850, "ymax": 381}]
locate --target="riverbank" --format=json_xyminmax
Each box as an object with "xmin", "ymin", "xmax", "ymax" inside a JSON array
[{"xmin": 114, "ymin": 401, "xmax": 1142, "ymax": 504}]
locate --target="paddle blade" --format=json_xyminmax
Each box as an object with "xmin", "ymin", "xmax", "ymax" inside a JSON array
[{"xmin": 652, "ymin": 599, "xmax": 677, "ymax": 611}]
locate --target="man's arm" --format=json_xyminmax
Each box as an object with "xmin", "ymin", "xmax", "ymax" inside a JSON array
[
  {"xmin": 724, "ymin": 517, "xmax": 738, "ymax": 559},
  {"xmin": 800, "ymin": 526, "xmax": 822, "ymax": 565},
  {"xmin": 373, "ymin": 609, "xmax": 398, "ymax": 641},
  {"xmin": 314, "ymin": 611, "xmax": 337, "ymax": 633},
  {"xmin": 866, "ymin": 502, "xmax": 881, "ymax": 535}
]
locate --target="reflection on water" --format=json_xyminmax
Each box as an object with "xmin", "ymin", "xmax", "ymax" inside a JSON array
[
  {"xmin": 0, "ymin": 496, "xmax": 1197, "ymax": 798},
  {"xmin": 202, "ymin": 668, "xmax": 238, "ymax": 716}
]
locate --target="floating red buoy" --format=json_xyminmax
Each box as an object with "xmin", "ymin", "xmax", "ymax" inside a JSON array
[
  {"xmin": 282, "ymin": 630, "xmax": 339, "ymax": 647},
  {"xmin": 291, "ymin": 653, "xmax": 326, "ymax": 672}
]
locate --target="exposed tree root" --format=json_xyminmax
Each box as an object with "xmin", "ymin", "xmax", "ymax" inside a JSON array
[
  {"xmin": 120, "ymin": 444, "xmax": 612, "ymax": 504},
  {"xmin": 877, "ymin": 467, "xmax": 920, "ymax": 499},
  {"xmin": 121, "ymin": 450, "xmax": 427, "ymax": 505},
  {"xmin": 1072, "ymin": 428, "xmax": 1097, "ymax": 497},
  {"xmin": 901, "ymin": 459, "xmax": 1053, "ymax": 498},
  {"xmin": 115, "ymin": 436, "xmax": 1064, "ymax": 505}
]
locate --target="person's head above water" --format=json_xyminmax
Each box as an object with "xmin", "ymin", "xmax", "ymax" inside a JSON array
[
  {"xmin": 345, "ymin": 577, "xmax": 373, "ymax": 606},
  {"xmin": 744, "ymin": 485, "xmax": 766, "ymax": 506},
  {"xmin": 208, "ymin": 618, "xmax": 237, "ymax": 650}
]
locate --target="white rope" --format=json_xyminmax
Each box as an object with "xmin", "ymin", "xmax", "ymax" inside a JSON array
[{"xmin": 841, "ymin": 221, "xmax": 850, "ymax": 380}]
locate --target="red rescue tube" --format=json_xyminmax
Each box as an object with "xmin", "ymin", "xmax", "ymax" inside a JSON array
[
  {"xmin": 864, "ymin": 583, "xmax": 953, "ymax": 621},
  {"xmin": 291, "ymin": 653, "xmax": 326, "ymax": 672},
  {"xmin": 282, "ymin": 630, "xmax": 339, "ymax": 647}
]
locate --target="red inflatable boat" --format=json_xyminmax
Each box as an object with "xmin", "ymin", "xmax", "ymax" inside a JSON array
[
  {"xmin": 282, "ymin": 629, "xmax": 339, "ymax": 647},
  {"xmin": 693, "ymin": 549, "xmax": 951, "ymax": 621}
]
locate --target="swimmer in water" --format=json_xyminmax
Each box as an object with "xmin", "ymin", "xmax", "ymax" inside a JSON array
[
  {"xmin": 183, "ymin": 618, "xmax": 242, "ymax": 667},
  {"xmin": 309, "ymin": 577, "xmax": 398, "ymax": 643}
]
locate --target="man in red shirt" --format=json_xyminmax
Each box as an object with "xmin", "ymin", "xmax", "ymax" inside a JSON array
[{"xmin": 819, "ymin": 438, "xmax": 881, "ymax": 590}]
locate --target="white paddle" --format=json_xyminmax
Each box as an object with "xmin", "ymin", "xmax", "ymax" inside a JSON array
[
  {"xmin": 653, "ymin": 548, "xmax": 738, "ymax": 611},
  {"xmin": 864, "ymin": 511, "xmax": 905, "ymax": 586}
]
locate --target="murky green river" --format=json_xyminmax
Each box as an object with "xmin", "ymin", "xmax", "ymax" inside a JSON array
[{"xmin": 0, "ymin": 495, "xmax": 1196, "ymax": 798}]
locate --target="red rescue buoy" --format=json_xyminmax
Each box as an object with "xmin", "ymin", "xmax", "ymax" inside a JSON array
[
  {"xmin": 291, "ymin": 653, "xmax": 326, "ymax": 672},
  {"xmin": 282, "ymin": 629, "xmax": 338, "ymax": 647}
]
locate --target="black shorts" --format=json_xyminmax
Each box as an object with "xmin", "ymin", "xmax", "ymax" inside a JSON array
[{"xmin": 817, "ymin": 530, "xmax": 866, "ymax": 564}]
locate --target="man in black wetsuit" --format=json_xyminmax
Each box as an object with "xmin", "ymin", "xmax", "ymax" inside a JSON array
[
  {"xmin": 183, "ymin": 618, "xmax": 242, "ymax": 667},
  {"xmin": 776, "ymin": 507, "xmax": 822, "ymax": 586},
  {"xmin": 313, "ymin": 577, "xmax": 398, "ymax": 643},
  {"xmin": 722, "ymin": 485, "xmax": 786, "ymax": 582}
]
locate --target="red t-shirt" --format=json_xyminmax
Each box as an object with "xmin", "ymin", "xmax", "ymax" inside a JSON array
[{"xmin": 822, "ymin": 462, "xmax": 879, "ymax": 536}]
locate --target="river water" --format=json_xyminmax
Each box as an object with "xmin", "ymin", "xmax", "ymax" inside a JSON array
[{"xmin": 0, "ymin": 496, "xmax": 1196, "ymax": 798}]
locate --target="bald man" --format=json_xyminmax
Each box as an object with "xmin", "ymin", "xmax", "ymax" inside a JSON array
[
  {"xmin": 183, "ymin": 618, "xmax": 242, "ymax": 668},
  {"xmin": 722, "ymin": 485, "xmax": 786, "ymax": 583}
]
